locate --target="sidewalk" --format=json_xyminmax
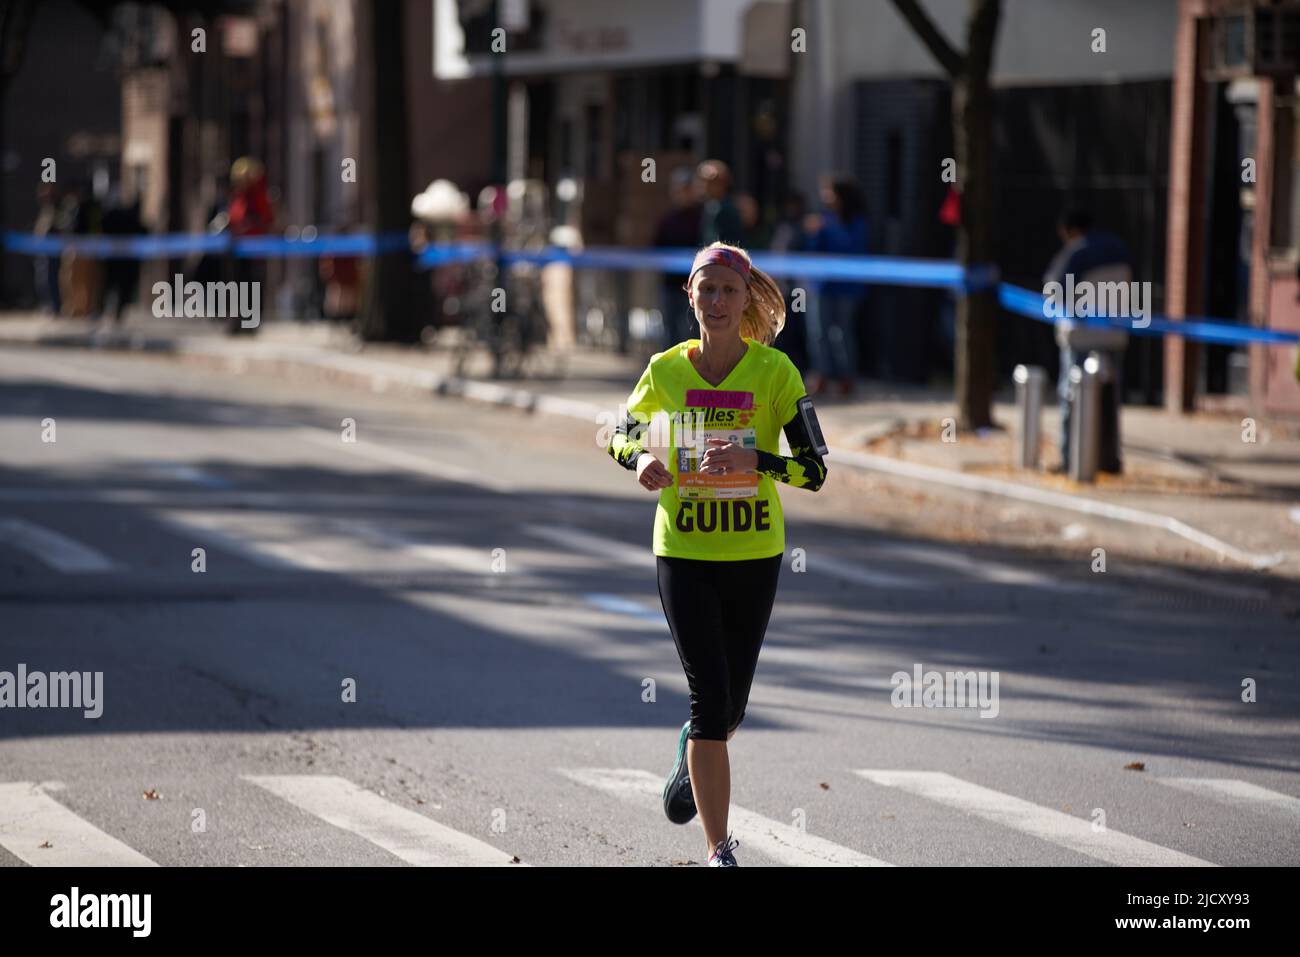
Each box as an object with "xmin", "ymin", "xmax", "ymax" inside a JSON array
[{"xmin": 3, "ymin": 311, "xmax": 1299, "ymax": 577}]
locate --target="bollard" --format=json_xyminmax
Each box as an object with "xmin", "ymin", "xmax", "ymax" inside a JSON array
[
  {"xmin": 1089, "ymin": 350, "xmax": 1123, "ymax": 474},
  {"xmin": 1013, "ymin": 364, "xmax": 1046, "ymax": 470},
  {"xmin": 1069, "ymin": 356, "xmax": 1102, "ymax": 483}
]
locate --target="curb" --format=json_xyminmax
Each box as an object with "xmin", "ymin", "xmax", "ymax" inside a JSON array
[
  {"xmin": 833, "ymin": 448, "xmax": 1287, "ymax": 571},
  {"xmin": 1, "ymin": 329, "xmax": 1288, "ymax": 571}
]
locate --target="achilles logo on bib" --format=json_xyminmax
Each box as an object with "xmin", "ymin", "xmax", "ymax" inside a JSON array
[{"xmin": 675, "ymin": 389, "xmax": 758, "ymax": 500}]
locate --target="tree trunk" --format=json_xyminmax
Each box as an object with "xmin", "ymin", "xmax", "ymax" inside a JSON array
[
  {"xmin": 0, "ymin": 0, "xmax": 37, "ymax": 306},
  {"xmin": 357, "ymin": 0, "xmax": 419, "ymax": 342},
  {"xmin": 952, "ymin": 0, "xmax": 999, "ymax": 431},
  {"xmin": 890, "ymin": 0, "xmax": 1001, "ymax": 430},
  {"xmin": 952, "ymin": 80, "xmax": 996, "ymax": 430}
]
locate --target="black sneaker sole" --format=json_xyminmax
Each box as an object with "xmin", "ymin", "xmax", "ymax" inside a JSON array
[{"xmin": 662, "ymin": 721, "xmax": 696, "ymax": 825}]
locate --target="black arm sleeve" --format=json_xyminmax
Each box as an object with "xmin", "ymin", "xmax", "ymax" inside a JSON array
[
  {"xmin": 753, "ymin": 394, "xmax": 828, "ymax": 491},
  {"xmin": 607, "ymin": 409, "xmax": 650, "ymax": 471}
]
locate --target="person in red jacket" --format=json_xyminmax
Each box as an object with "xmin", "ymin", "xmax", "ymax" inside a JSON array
[
  {"xmin": 225, "ymin": 157, "xmax": 274, "ymax": 334},
  {"xmin": 228, "ymin": 157, "xmax": 273, "ymax": 236}
]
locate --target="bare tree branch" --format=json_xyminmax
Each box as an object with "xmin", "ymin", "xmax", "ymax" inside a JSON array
[
  {"xmin": 965, "ymin": 0, "xmax": 1002, "ymax": 78},
  {"xmin": 888, "ymin": 0, "xmax": 965, "ymax": 77}
]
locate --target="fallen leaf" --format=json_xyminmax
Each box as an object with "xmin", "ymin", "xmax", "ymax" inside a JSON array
[
  {"xmin": 819, "ymin": 782, "xmax": 830, "ymax": 790},
  {"xmin": 1124, "ymin": 762, "xmax": 1145, "ymax": 771},
  {"xmin": 143, "ymin": 789, "xmax": 162, "ymax": 799},
  {"xmin": 509, "ymin": 855, "xmax": 521, "ymax": 864},
  {"xmin": 38, "ymin": 840, "xmax": 52, "ymax": 849}
]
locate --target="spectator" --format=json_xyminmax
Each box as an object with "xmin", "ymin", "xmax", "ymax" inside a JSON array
[
  {"xmin": 320, "ymin": 224, "xmax": 362, "ymax": 324},
  {"xmin": 801, "ymin": 174, "xmax": 868, "ymax": 396},
  {"xmin": 769, "ymin": 190, "xmax": 810, "ymax": 374},
  {"xmin": 1043, "ymin": 208, "xmax": 1132, "ymax": 473},
  {"xmin": 33, "ymin": 184, "xmax": 61, "ymax": 315},
  {"xmin": 696, "ymin": 160, "xmax": 743, "ymax": 246},
  {"xmin": 225, "ymin": 157, "xmax": 274, "ymax": 334},
  {"xmin": 735, "ymin": 192, "xmax": 770, "ymax": 249},
  {"xmin": 58, "ymin": 181, "xmax": 103, "ymax": 318},
  {"xmin": 652, "ymin": 166, "xmax": 702, "ymax": 346},
  {"xmin": 228, "ymin": 156, "xmax": 273, "ymax": 237},
  {"xmin": 937, "ymin": 186, "xmax": 961, "ymax": 360},
  {"xmin": 100, "ymin": 187, "xmax": 147, "ymax": 324}
]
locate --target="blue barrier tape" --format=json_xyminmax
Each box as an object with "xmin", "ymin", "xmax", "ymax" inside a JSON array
[
  {"xmin": 5, "ymin": 232, "xmax": 230, "ymax": 256},
  {"xmin": 417, "ymin": 244, "xmax": 998, "ymax": 289},
  {"xmin": 232, "ymin": 232, "xmax": 411, "ymax": 258},
  {"xmin": 3, "ymin": 230, "xmax": 410, "ymax": 259},
  {"xmin": 998, "ymin": 283, "xmax": 1300, "ymax": 347},
  {"xmin": 8, "ymin": 230, "xmax": 1295, "ymax": 348}
]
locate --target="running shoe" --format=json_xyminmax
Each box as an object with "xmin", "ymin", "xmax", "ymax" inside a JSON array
[
  {"xmin": 708, "ymin": 833, "xmax": 739, "ymax": 867},
  {"xmin": 662, "ymin": 719, "xmax": 697, "ymax": 824}
]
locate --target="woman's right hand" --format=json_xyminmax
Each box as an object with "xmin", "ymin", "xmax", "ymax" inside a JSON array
[{"xmin": 637, "ymin": 454, "xmax": 674, "ymax": 491}]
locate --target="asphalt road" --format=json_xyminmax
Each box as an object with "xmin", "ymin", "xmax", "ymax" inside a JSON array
[{"xmin": 1, "ymin": 344, "xmax": 1297, "ymax": 867}]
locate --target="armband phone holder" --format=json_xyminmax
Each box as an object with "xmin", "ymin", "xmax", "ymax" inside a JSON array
[{"xmin": 796, "ymin": 394, "xmax": 828, "ymax": 456}]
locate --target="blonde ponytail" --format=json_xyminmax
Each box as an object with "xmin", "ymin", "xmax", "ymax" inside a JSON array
[{"xmin": 683, "ymin": 241, "xmax": 787, "ymax": 345}]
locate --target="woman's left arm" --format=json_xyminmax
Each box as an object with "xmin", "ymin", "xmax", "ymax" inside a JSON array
[{"xmin": 753, "ymin": 395, "xmax": 828, "ymax": 491}]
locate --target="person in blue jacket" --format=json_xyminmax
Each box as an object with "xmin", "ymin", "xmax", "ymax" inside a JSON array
[{"xmin": 800, "ymin": 175, "xmax": 868, "ymax": 396}]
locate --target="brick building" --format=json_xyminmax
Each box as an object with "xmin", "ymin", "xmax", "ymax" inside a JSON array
[{"xmin": 1166, "ymin": 0, "xmax": 1300, "ymax": 416}]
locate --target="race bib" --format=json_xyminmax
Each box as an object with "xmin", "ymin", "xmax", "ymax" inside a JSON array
[{"xmin": 675, "ymin": 389, "xmax": 758, "ymax": 500}]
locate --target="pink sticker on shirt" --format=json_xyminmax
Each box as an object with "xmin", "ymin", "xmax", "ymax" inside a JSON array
[{"xmin": 684, "ymin": 389, "xmax": 754, "ymax": 409}]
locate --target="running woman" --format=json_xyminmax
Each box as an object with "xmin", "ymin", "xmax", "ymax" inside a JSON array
[{"xmin": 606, "ymin": 241, "xmax": 828, "ymax": 866}]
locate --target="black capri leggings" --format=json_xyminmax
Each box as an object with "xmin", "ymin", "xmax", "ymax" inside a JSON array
[{"xmin": 655, "ymin": 553, "xmax": 783, "ymax": 741}]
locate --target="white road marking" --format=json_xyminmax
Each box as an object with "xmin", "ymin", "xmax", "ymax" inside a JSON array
[
  {"xmin": 295, "ymin": 428, "xmax": 516, "ymax": 493},
  {"xmin": 583, "ymin": 593, "xmax": 664, "ymax": 622},
  {"xmin": 242, "ymin": 775, "xmax": 527, "ymax": 867},
  {"xmin": 140, "ymin": 462, "xmax": 236, "ymax": 490},
  {"xmin": 0, "ymin": 518, "xmax": 118, "ymax": 572},
  {"xmin": 331, "ymin": 518, "xmax": 503, "ymax": 574},
  {"xmin": 0, "ymin": 782, "xmax": 158, "ymax": 866},
  {"xmin": 1151, "ymin": 778, "xmax": 1300, "ymax": 818},
  {"xmin": 525, "ymin": 524, "xmax": 655, "ymax": 569},
  {"xmin": 805, "ymin": 553, "xmax": 922, "ymax": 589},
  {"xmin": 154, "ymin": 511, "xmax": 321, "ymax": 570},
  {"xmin": 558, "ymin": 768, "xmax": 893, "ymax": 867},
  {"xmin": 855, "ymin": 770, "xmax": 1216, "ymax": 867}
]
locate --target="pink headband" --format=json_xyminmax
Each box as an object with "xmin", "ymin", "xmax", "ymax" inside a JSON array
[{"xmin": 688, "ymin": 247, "xmax": 751, "ymax": 286}]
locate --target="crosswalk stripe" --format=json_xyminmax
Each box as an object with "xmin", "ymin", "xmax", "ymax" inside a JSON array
[
  {"xmin": 0, "ymin": 518, "xmax": 119, "ymax": 572},
  {"xmin": 558, "ymin": 768, "xmax": 893, "ymax": 867},
  {"xmin": 525, "ymin": 524, "xmax": 655, "ymax": 569},
  {"xmin": 157, "ymin": 510, "xmax": 517, "ymax": 576},
  {"xmin": 295, "ymin": 428, "xmax": 517, "ymax": 493},
  {"xmin": 242, "ymin": 775, "xmax": 527, "ymax": 867},
  {"xmin": 855, "ymin": 770, "xmax": 1215, "ymax": 867},
  {"xmin": 0, "ymin": 782, "xmax": 158, "ymax": 866},
  {"xmin": 330, "ymin": 518, "xmax": 500, "ymax": 574},
  {"xmin": 805, "ymin": 553, "xmax": 921, "ymax": 590},
  {"xmin": 154, "ymin": 511, "xmax": 320, "ymax": 569},
  {"xmin": 1151, "ymin": 778, "xmax": 1300, "ymax": 818}
]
